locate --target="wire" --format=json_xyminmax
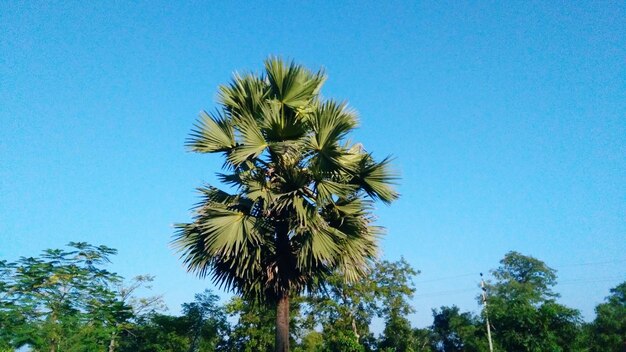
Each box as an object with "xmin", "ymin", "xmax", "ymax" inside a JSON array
[
  {"xmin": 558, "ymin": 276, "xmax": 626, "ymax": 285},
  {"xmin": 413, "ymin": 287, "xmax": 477, "ymax": 299},
  {"xmin": 556, "ymin": 259, "xmax": 626, "ymax": 268},
  {"xmin": 416, "ymin": 273, "xmax": 478, "ymax": 283},
  {"xmin": 413, "ymin": 259, "xmax": 625, "ymax": 284}
]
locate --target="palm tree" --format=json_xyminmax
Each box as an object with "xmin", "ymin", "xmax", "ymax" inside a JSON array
[{"xmin": 173, "ymin": 57, "xmax": 398, "ymax": 352}]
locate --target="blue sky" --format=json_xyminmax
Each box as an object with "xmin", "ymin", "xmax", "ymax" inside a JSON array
[{"xmin": 1, "ymin": 1, "xmax": 624, "ymax": 328}]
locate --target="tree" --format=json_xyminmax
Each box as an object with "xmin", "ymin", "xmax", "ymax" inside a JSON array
[
  {"xmin": 0, "ymin": 242, "xmax": 124, "ymax": 352},
  {"xmin": 224, "ymin": 296, "xmax": 277, "ymax": 352},
  {"xmin": 119, "ymin": 290, "xmax": 227, "ymax": 352},
  {"xmin": 119, "ymin": 313, "xmax": 192, "ymax": 352},
  {"xmin": 588, "ymin": 281, "xmax": 626, "ymax": 352},
  {"xmin": 302, "ymin": 259, "xmax": 417, "ymax": 352},
  {"xmin": 174, "ymin": 57, "xmax": 398, "ymax": 352},
  {"xmin": 412, "ymin": 328, "xmax": 434, "ymax": 352},
  {"xmin": 107, "ymin": 275, "xmax": 166, "ymax": 352},
  {"xmin": 376, "ymin": 259, "xmax": 419, "ymax": 352},
  {"xmin": 430, "ymin": 306, "xmax": 486, "ymax": 352},
  {"xmin": 182, "ymin": 289, "xmax": 229, "ymax": 352},
  {"xmin": 485, "ymin": 251, "xmax": 582, "ymax": 352},
  {"xmin": 295, "ymin": 330, "xmax": 323, "ymax": 352},
  {"xmin": 0, "ymin": 259, "xmax": 24, "ymax": 350},
  {"xmin": 0, "ymin": 243, "xmax": 171, "ymax": 352},
  {"xmin": 305, "ymin": 266, "xmax": 378, "ymax": 350}
]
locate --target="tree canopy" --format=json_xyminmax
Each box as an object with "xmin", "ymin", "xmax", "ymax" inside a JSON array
[
  {"xmin": 484, "ymin": 251, "xmax": 583, "ymax": 352},
  {"xmin": 173, "ymin": 57, "xmax": 398, "ymax": 351},
  {"xmin": 2, "ymin": 244, "xmax": 624, "ymax": 352}
]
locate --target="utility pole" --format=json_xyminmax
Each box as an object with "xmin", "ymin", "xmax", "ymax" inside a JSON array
[{"xmin": 480, "ymin": 273, "xmax": 494, "ymax": 352}]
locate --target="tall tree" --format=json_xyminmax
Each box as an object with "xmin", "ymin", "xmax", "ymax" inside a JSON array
[
  {"xmin": 118, "ymin": 290, "xmax": 227, "ymax": 352},
  {"xmin": 484, "ymin": 251, "xmax": 582, "ymax": 352},
  {"xmin": 588, "ymin": 281, "xmax": 626, "ymax": 352},
  {"xmin": 430, "ymin": 306, "xmax": 485, "ymax": 352},
  {"xmin": 174, "ymin": 57, "xmax": 398, "ymax": 352},
  {"xmin": 183, "ymin": 289, "xmax": 229, "ymax": 352},
  {"xmin": 376, "ymin": 258, "xmax": 419, "ymax": 352},
  {"xmin": 0, "ymin": 242, "xmax": 122, "ymax": 352},
  {"xmin": 303, "ymin": 259, "xmax": 418, "ymax": 351},
  {"xmin": 107, "ymin": 275, "xmax": 166, "ymax": 352},
  {"xmin": 305, "ymin": 266, "xmax": 378, "ymax": 350}
]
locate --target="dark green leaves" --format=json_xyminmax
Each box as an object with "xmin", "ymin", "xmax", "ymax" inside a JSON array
[
  {"xmin": 353, "ymin": 155, "xmax": 399, "ymax": 204},
  {"xmin": 178, "ymin": 57, "xmax": 399, "ymax": 307},
  {"xmin": 264, "ymin": 57, "xmax": 326, "ymax": 109},
  {"xmin": 187, "ymin": 110, "xmax": 235, "ymax": 153}
]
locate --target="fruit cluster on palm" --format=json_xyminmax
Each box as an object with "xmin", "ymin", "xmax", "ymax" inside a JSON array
[{"xmin": 174, "ymin": 57, "xmax": 398, "ymax": 352}]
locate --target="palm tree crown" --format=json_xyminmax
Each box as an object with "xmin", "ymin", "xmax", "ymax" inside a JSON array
[{"xmin": 174, "ymin": 57, "xmax": 398, "ymax": 305}]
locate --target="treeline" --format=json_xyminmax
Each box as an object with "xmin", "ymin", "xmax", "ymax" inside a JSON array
[{"xmin": 1, "ymin": 243, "xmax": 624, "ymax": 352}]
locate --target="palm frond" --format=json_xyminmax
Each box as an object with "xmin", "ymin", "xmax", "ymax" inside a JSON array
[
  {"xmin": 265, "ymin": 57, "xmax": 326, "ymax": 109},
  {"xmin": 228, "ymin": 116, "xmax": 268, "ymax": 165},
  {"xmin": 353, "ymin": 155, "xmax": 400, "ymax": 204},
  {"xmin": 187, "ymin": 110, "xmax": 235, "ymax": 153},
  {"xmin": 315, "ymin": 179, "xmax": 357, "ymax": 205},
  {"xmin": 218, "ymin": 73, "xmax": 268, "ymax": 121}
]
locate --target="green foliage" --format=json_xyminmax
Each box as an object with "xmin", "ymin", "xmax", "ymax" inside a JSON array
[
  {"xmin": 0, "ymin": 242, "xmax": 124, "ymax": 351},
  {"xmin": 0, "ymin": 244, "xmax": 165, "ymax": 352},
  {"xmin": 490, "ymin": 251, "xmax": 557, "ymax": 303},
  {"xmin": 224, "ymin": 296, "xmax": 276, "ymax": 352},
  {"xmin": 119, "ymin": 289, "xmax": 228, "ymax": 352},
  {"xmin": 430, "ymin": 306, "xmax": 486, "ymax": 352},
  {"xmin": 485, "ymin": 251, "xmax": 583, "ymax": 352},
  {"xmin": 3, "ymin": 243, "xmax": 624, "ymax": 352},
  {"xmin": 376, "ymin": 259, "xmax": 419, "ymax": 352},
  {"xmin": 304, "ymin": 259, "xmax": 418, "ymax": 352},
  {"xmin": 294, "ymin": 331, "xmax": 323, "ymax": 352},
  {"xmin": 119, "ymin": 313, "xmax": 192, "ymax": 352},
  {"xmin": 412, "ymin": 328, "xmax": 435, "ymax": 352},
  {"xmin": 173, "ymin": 57, "xmax": 398, "ymax": 307},
  {"xmin": 588, "ymin": 281, "xmax": 626, "ymax": 352}
]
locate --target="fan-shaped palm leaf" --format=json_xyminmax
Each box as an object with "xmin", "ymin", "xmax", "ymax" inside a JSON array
[{"xmin": 175, "ymin": 58, "xmax": 399, "ymax": 352}]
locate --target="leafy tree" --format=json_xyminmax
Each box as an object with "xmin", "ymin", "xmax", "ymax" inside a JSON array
[
  {"xmin": 183, "ymin": 289, "xmax": 229, "ymax": 352},
  {"xmin": 225, "ymin": 294, "xmax": 307, "ymax": 352},
  {"xmin": 430, "ymin": 306, "xmax": 486, "ymax": 352},
  {"xmin": 107, "ymin": 275, "xmax": 166, "ymax": 352},
  {"xmin": 119, "ymin": 313, "xmax": 192, "ymax": 352},
  {"xmin": 224, "ymin": 296, "xmax": 276, "ymax": 352},
  {"xmin": 119, "ymin": 290, "xmax": 227, "ymax": 352},
  {"xmin": 412, "ymin": 328, "xmax": 434, "ymax": 352},
  {"xmin": 303, "ymin": 259, "xmax": 417, "ymax": 352},
  {"xmin": 305, "ymin": 268, "xmax": 377, "ymax": 350},
  {"xmin": 174, "ymin": 57, "xmax": 398, "ymax": 351},
  {"xmin": 0, "ymin": 243, "xmax": 170, "ymax": 352},
  {"xmin": 376, "ymin": 259, "xmax": 419, "ymax": 352},
  {"xmin": 0, "ymin": 242, "xmax": 121, "ymax": 352},
  {"xmin": 588, "ymin": 281, "xmax": 626, "ymax": 352},
  {"xmin": 294, "ymin": 330, "xmax": 323, "ymax": 352},
  {"xmin": 0, "ymin": 260, "xmax": 24, "ymax": 349},
  {"xmin": 320, "ymin": 331, "xmax": 365, "ymax": 352},
  {"xmin": 485, "ymin": 251, "xmax": 582, "ymax": 352},
  {"xmin": 489, "ymin": 251, "xmax": 557, "ymax": 303},
  {"xmin": 379, "ymin": 315, "xmax": 415, "ymax": 352}
]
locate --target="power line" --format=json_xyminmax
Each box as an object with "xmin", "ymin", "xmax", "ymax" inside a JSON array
[
  {"xmin": 413, "ymin": 287, "xmax": 477, "ymax": 299},
  {"xmin": 415, "ymin": 273, "xmax": 478, "ymax": 283},
  {"xmin": 558, "ymin": 277, "xmax": 626, "ymax": 285},
  {"xmin": 413, "ymin": 259, "xmax": 625, "ymax": 285},
  {"xmin": 556, "ymin": 259, "xmax": 626, "ymax": 268}
]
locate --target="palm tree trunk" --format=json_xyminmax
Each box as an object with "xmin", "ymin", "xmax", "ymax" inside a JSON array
[
  {"xmin": 275, "ymin": 294, "xmax": 290, "ymax": 352},
  {"xmin": 274, "ymin": 219, "xmax": 292, "ymax": 352}
]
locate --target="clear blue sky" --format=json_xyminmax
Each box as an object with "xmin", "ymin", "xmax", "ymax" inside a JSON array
[{"xmin": 1, "ymin": 1, "xmax": 624, "ymax": 328}]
